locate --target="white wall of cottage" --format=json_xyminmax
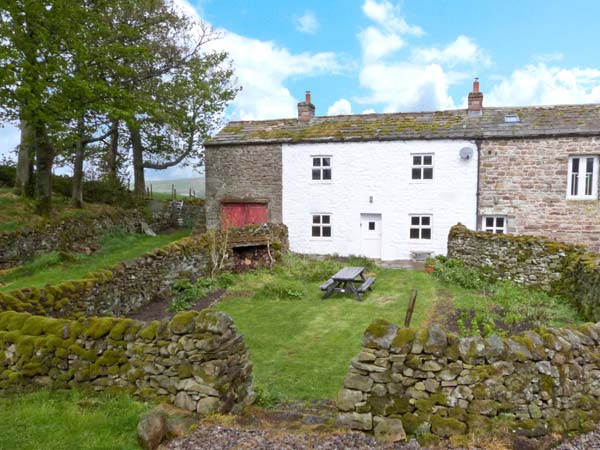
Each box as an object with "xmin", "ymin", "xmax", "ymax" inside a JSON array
[{"xmin": 282, "ymin": 140, "xmax": 479, "ymax": 260}]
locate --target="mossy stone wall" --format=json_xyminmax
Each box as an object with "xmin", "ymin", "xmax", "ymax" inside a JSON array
[
  {"xmin": 0, "ymin": 209, "xmax": 147, "ymax": 269},
  {"xmin": 337, "ymin": 319, "xmax": 600, "ymax": 442},
  {"xmin": 447, "ymin": 224, "xmax": 600, "ymax": 321},
  {"xmin": 0, "ymin": 310, "xmax": 253, "ymax": 414},
  {"xmin": 0, "ymin": 224, "xmax": 289, "ymax": 319}
]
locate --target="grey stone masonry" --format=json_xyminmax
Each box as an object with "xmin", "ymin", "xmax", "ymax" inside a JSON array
[
  {"xmin": 205, "ymin": 144, "xmax": 282, "ymax": 229},
  {"xmin": 337, "ymin": 319, "xmax": 600, "ymax": 441},
  {"xmin": 479, "ymin": 136, "xmax": 600, "ymax": 252}
]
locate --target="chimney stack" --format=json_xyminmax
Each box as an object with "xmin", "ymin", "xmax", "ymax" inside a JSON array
[
  {"xmin": 468, "ymin": 78, "xmax": 483, "ymax": 116},
  {"xmin": 298, "ymin": 91, "xmax": 315, "ymax": 122}
]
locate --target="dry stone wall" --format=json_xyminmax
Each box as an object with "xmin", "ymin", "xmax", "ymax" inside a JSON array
[
  {"xmin": 0, "ymin": 310, "xmax": 253, "ymax": 414},
  {"xmin": 0, "ymin": 209, "xmax": 146, "ymax": 269},
  {"xmin": 447, "ymin": 224, "xmax": 600, "ymax": 322},
  {"xmin": 0, "ymin": 224, "xmax": 288, "ymax": 319},
  {"xmin": 337, "ymin": 319, "xmax": 600, "ymax": 442}
]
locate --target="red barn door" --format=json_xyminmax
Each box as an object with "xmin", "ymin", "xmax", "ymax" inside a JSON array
[{"xmin": 221, "ymin": 203, "xmax": 268, "ymax": 228}]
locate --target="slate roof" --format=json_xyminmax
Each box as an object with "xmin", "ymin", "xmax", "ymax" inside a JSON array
[{"xmin": 206, "ymin": 104, "xmax": 600, "ymax": 146}]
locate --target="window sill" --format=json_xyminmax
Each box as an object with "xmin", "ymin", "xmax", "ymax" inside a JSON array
[
  {"xmin": 310, "ymin": 238, "xmax": 333, "ymax": 242},
  {"xmin": 566, "ymin": 197, "xmax": 598, "ymax": 202},
  {"xmin": 409, "ymin": 239, "xmax": 433, "ymax": 243},
  {"xmin": 311, "ymin": 181, "xmax": 333, "ymax": 185}
]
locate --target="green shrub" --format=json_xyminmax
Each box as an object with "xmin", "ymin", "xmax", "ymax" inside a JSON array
[
  {"xmin": 0, "ymin": 164, "xmax": 16, "ymax": 187},
  {"xmin": 432, "ymin": 258, "xmax": 488, "ymax": 290},
  {"xmin": 253, "ymin": 384, "xmax": 281, "ymax": 408},
  {"xmin": 217, "ymin": 272, "xmax": 235, "ymax": 288},
  {"xmin": 255, "ymin": 278, "xmax": 307, "ymax": 300}
]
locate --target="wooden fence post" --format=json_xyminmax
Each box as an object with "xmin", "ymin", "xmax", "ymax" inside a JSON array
[{"xmin": 404, "ymin": 289, "xmax": 418, "ymax": 328}]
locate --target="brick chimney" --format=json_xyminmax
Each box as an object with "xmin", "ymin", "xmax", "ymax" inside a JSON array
[
  {"xmin": 297, "ymin": 91, "xmax": 315, "ymax": 121},
  {"xmin": 468, "ymin": 78, "xmax": 483, "ymax": 116}
]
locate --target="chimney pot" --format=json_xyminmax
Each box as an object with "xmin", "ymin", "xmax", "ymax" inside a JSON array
[
  {"xmin": 468, "ymin": 78, "xmax": 483, "ymax": 116},
  {"xmin": 298, "ymin": 90, "xmax": 315, "ymax": 122}
]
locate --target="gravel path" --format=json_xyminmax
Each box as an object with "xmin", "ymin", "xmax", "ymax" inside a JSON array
[
  {"xmin": 163, "ymin": 421, "xmax": 600, "ymax": 450},
  {"xmin": 553, "ymin": 424, "xmax": 600, "ymax": 450},
  {"xmin": 163, "ymin": 425, "xmax": 424, "ymax": 450}
]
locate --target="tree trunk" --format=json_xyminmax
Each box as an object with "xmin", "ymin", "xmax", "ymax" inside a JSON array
[
  {"xmin": 71, "ymin": 118, "xmax": 86, "ymax": 208},
  {"xmin": 34, "ymin": 126, "xmax": 54, "ymax": 217},
  {"xmin": 107, "ymin": 120, "xmax": 119, "ymax": 181},
  {"xmin": 129, "ymin": 122, "xmax": 145, "ymax": 197},
  {"xmin": 15, "ymin": 119, "xmax": 34, "ymax": 197}
]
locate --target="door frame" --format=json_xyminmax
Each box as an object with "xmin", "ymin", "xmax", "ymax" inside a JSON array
[{"xmin": 360, "ymin": 213, "xmax": 383, "ymax": 259}]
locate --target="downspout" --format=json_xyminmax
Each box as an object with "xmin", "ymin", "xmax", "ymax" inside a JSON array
[{"xmin": 475, "ymin": 139, "xmax": 482, "ymax": 230}]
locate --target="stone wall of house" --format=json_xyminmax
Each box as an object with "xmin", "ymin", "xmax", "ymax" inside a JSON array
[
  {"xmin": 0, "ymin": 224, "xmax": 289, "ymax": 319},
  {"xmin": 0, "ymin": 310, "xmax": 253, "ymax": 414},
  {"xmin": 447, "ymin": 224, "xmax": 600, "ymax": 322},
  {"xmin": 479, "ymin": 136, "xmax": 600, "ymax": 252},
  {"xmin": 205, "ymin": 144, "xmax": 282, "ymax": 229},
  {"xmin": 337, "ymin": 319, "xmax": 600, "ymax": 442}
]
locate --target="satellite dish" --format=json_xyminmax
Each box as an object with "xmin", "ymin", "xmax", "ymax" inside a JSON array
[{"xmin": 459, "ymin": 147, "xmax": 473, "ymax": 160}]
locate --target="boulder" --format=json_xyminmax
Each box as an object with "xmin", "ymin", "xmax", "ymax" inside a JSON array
[
  {"xmin": 374, "ymin": 418, "xmax": 407, "ymax": 443},
  {"xmin": 337, "ymin": 412, "xmax": 373, "ymax": 431},
  {"xmin": 137, "ymin": 413, "xmax": 167, "ymax": 450}
]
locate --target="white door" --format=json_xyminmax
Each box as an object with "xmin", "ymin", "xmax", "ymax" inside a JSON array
[{"xmin": 360, "ymin": 214, "xmax": 382, "ymax": 259}]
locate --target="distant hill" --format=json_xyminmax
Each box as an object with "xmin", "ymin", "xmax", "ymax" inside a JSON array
[{"xmin": 146, "ymin": 177, "xmax": 205, "ymax": 198}]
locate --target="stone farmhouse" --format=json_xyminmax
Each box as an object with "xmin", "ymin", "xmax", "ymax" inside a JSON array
[{"xmin": 205, "ymin": 80, "xmax": 600, "ymax": 260}]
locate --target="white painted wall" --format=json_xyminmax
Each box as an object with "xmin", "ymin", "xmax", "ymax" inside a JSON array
[{"xmin": 282, "ymin": 140, "xmax": 478, "ymax": 260}]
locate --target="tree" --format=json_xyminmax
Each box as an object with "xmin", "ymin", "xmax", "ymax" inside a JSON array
[{"xmin": 0, "ymin": 0, "xmax": 237, "ymax": 213}]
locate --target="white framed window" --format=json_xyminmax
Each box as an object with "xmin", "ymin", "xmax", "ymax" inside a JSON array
[
  {"xmin": 311, "ymin": 214, "xmax": 331, "ymax": 238},
  {"xmin": 409, "ymin": 215, "xmax": 432, "ymax": 240},
  {"xmin": 482, "ymin": 216, "xmax": 507, "ymax": 234},
  {"xmin": 312, "ymin": 156, "xmax": 332, "ymax": 181},
  {"xmin": 411, "ymin": 154, "xmax": 433, "ymax": 180},
  {"xmin": 567, "ymin": 155, "xmax": 598, "ymax": 199}
]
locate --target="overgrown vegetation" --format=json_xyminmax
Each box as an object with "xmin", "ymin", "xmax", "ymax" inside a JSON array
[
  {"xmin": 0, "ymin": 230, "xmax": 189, "ymax": 292},
  {"xmin": 0, "ymin": 389, "xmax": 146, "ymax": 450},
  {"xmin": 168, "ymin": 273, "xmax": 235, "ymax": 312},
  {"xmin": 432, "ymin": 257, "xmax": 584, "ymax": 336},
  {"xmin": 0, "ymin": 188, "xmax": 113, "ymax": 233}
]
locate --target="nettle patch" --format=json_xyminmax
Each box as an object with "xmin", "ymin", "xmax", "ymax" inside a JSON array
[{"xmin": 430, "ymin": 255, "xmax": 584, "ymax": 337}]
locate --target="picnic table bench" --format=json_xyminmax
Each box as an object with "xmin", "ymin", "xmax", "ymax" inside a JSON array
[{"xmin": 320, "ymin": 266, "xmax": 376, "ymax": 302}]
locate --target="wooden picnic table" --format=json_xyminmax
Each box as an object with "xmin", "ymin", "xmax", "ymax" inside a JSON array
[{"xmin": 320, "ymin": 266, "xmax": 376, "ymax": 302}]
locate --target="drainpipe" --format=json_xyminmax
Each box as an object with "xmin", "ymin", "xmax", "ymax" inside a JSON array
[{"xmin": 475, "ymin": 139, "xmax": 482, "ymax": 230}]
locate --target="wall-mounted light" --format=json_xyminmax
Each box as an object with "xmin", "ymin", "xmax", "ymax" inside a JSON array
[{"xmin": 369, "ymin": 196, "xmax": 373, "ymax": 203}]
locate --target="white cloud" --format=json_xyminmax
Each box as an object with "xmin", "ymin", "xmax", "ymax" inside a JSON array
[
  {"xmin": 412, "ymin": 35, "xmax": 491, "ymax": 68},
  {"xmin": 327, "ymin": 98, "xmax": 352, "ymax": 116},
  {"xmin": 359, "ymin": 26, "xmax": 404, "ymax": 62},
  {"xmin": 362, "ymin": 109, "xmax": 376, "ymax": 114},
  {"xmin": 359, "ymin": 63, "xmax": 455, "ymax": 112},
  {"xmin": 356, "ymin": 0, "xmax": 466, "ymax": 112},
  {"xmin": 362, "ymin": 0, "xmax": 423, "ymax": 35},
  {"xmin": 533, "ymin": 52, "xmax": 564, "ymax": 63},
  {"xmin": 209, "ymin": 31, "xmax": 343, "ymax": 120},
  {"xmin": 486, "ymin": 64, "xmax": 600, "ymax": 106},
  {"xmin": 174, "ymin": 0, "xmax": 343, "ymax": 121},
  {"xmin": 294, "ymin": 11, "xmax": 319, "ymax": 34}
]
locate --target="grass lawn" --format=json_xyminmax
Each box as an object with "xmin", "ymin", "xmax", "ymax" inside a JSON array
[
  {"xmin": 215, "ymin": 255, "xmax": 584, "ymax": 402},
  {"xmin": 0, "ymin": 230, "xmax": 190, "ymax": 292},
  {"xmin": 0, "ymin": 188, "xmax": 125, "ymax": 233},
  {"xmin": 0, "ymin": 389, "xmax": 147, "ymax": 450}
]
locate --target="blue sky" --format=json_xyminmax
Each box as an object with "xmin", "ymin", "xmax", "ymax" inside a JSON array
[{"xmin": 2, "ymin": 0, "xmax": 600, "ymax": 179}]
